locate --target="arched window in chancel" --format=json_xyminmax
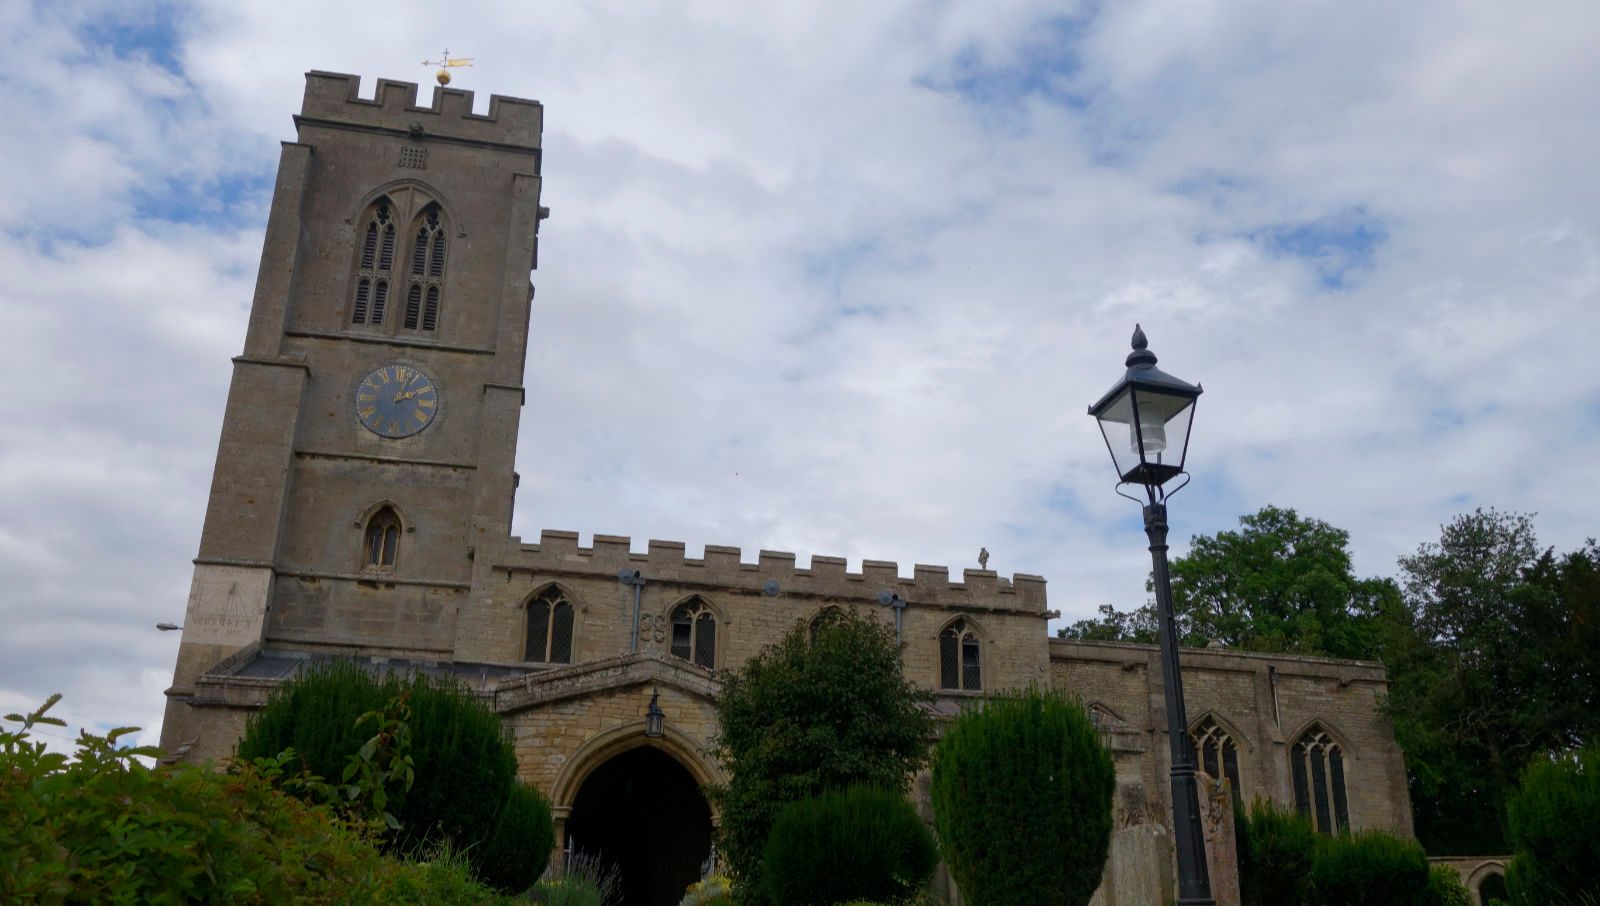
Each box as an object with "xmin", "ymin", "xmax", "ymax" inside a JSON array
[
  {"xmin": 938, "ymin": 618, "xmax": 982, "ymax": 692},
  {"xmin": 351, "ymin": 199, "xmax": 396, "ymax": 326},
  {"xmin": 669, "ymin": 598, "xmax": 717, "ymax": 669},
  {"xmin": 808, "ymin": 606, "xmax": 846, "ymax": 641},
  {"xmin": 1291, "ymin": 725, "xmax": 1351, "ymax": 834},
  {"xmin": 1190, "ymin": 717, "xmax": 1244, "ymax": 805},
  {"xmin": 403, "ymin": 204, "xmax": 447, "ymax": 332},
  {"xmin": 524, "ymin": 586, "xmax": 575, "ymax": 664},
  {"xmin": 362, "ymin": 506, "xmax": 401, "ymax": 568}
]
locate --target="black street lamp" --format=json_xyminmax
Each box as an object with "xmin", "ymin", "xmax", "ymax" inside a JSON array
[
  {"xmin": 644, "ymin": 687, "xmax": 665, "ymax": 739},
  {"xmin": 1088, "ymin": 324, "xmax": 1213, "ymax": 906}
]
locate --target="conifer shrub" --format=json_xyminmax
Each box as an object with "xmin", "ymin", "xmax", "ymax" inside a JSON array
[
  {"xmin": 1504, "ymin": 745, "xmax": 1600, "ymax": 906},
  {"xmin": 236, "ymin": 659, "xmax": 551, "ymax": 893},
  {"xmin": 1236, "ymin": 800, "xmax": 1316, "ymax": 906},
  {"xmin": 929, "ymin": 687, "xmax": 1114, "ymax": 906},
  {"xmin": 1307, "ymin": 830, "xmax": 1431, "ymax": 906},
  {"xmin": 760, "ymin": 785, "xmax": 937, "ymax": 906}
]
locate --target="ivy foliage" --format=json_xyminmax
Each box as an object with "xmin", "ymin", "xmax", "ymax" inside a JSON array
[
  {"xmin": 760, "ymin": 785, "xmax": 936, "ymax": 906},
  {"xmin": 709, "ymin": 608, "xmax": 931, "ymax": 904},
  {"xmin": 929, "ymin": 687, "xmax": 1114, "ymax": 906},
  {"xmin": 236, "ymin": 660, "xmax": 552, "ymax": 894}
]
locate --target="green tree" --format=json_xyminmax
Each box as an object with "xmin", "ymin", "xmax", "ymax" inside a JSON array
[
  {"xmin": 1058, "ymin": 506, "xmax": 1397, "ymax": 660},
  {"xmin": 1503, "ymin": 745, "xmax": 1600, "ymax": 905},
  {"xmin": 709, "ymin": 609, "xmax": 931, "ymax": 905},
  {"xmin": 237, "ymin": 660, "xmax": 553, "ymax": 893},
  {"xmin": 929, "ymin": 688, "xmax": 1114, "ymax": 906},
  {"xmin": 1384, "ymin": 510, "xmax": 1598, "ymax": 854},
  {"xmin": 1235, "ymin": 799, "xmax": 1316, "ymax": 906}
]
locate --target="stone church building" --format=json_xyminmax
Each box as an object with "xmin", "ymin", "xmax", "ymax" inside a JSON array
[{"xmin": 162, "ymin": 72, "xmax": 1423, "ymax": 904}]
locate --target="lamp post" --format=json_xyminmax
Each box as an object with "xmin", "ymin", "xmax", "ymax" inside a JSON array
[
  {"xmin": 644, "ymin": 687, "xmax": 665, "ymax": 739},
  {"xmin": 1088, "ymin": 324, "xmax": 1212, "ymax": 906}
]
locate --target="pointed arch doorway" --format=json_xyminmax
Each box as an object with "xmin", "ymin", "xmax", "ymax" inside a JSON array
[{"xmin": 564, "ymin": 745, "xmax": 715, "ymax": 906}]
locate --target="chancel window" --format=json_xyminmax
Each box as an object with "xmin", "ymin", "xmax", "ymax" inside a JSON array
[
  {"xmin": 808, "ymin": 607, "xmax": 846, "ymax": 641},
  {"xmin": 939, "ymin": 619, "xmax": 982, "ymax": 691},
  {"xmin": 669, "ymin": 598, "xmax": 717, "ymax": 669},
  {"xmin": 1291, "ymin": 726, "xmax": 1351, "ymax": 834},
  {"xmin": 403, "ymin": 205, "xmax": 446, "ymax": 332},
  {"xmin": 362, "ymin": 506, "xmax": 401, "ymax": 568},
  {"xmin": 1191, "ymin": 718, "xmax": 1243, "ymax": 805},
  {"xmin": 352, "ymin": 201, "xmax": 396, "ymax": 326},
  {"xmin": 524, "ymin": 587, "xmax": 575, "ymax": 664}
]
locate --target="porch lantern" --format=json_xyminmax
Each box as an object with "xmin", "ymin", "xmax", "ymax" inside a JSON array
[
  {"xmin": 1087, "ymin": 324, "xmax": 1202, "ymax": 495},
  {"xmin": 644, "ymin": 687, "xmax": 665, "ymax": 739}
]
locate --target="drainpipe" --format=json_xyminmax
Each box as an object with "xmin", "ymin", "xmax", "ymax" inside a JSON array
[{"xmin": 620, "ymin": 569, "xmax": 645, "ymax": 651}]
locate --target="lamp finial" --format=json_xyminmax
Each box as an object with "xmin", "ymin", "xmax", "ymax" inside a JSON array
[{"xmin": 1126, "ymin": 324, "xmax": 1158, "ymax": 368}]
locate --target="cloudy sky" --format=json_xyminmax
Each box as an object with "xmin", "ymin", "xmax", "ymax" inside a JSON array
[{"xmin": 3, "ymin": 0, "xmax": 1598, "ymax": 751}]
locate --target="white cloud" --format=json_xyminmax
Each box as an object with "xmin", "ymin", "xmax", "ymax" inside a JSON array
[{"xmin": 2, "ymin": 0, "xmax": 1598, "ymax": 746}]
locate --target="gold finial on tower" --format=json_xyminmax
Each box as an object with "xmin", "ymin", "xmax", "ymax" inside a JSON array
[{"xmin": 422, "ymin": 48, "xmax": 474, "ymax": 85}]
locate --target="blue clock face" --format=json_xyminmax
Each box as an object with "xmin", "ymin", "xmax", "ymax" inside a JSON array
[{"xmin": 355, "ymin": 364, "xmax": 439, "ymax": 438}]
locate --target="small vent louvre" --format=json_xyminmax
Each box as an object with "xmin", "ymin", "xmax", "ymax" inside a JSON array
[
  {"xmin": 422, "ymin": 287, "xmax": 440, "ymax": 331},
  {"xmin": 404, "ymin": 284, "xmax": 422, "ymax": 330},
  {"xmin": 398, "ymin": 146, "xmax": 428, "ymax": 169},
  {"xmin": 352, "ymin": 278, "xmax": 371, "ymax": 324},
  {"xmin": 371, "ymin": 280, "xmax": 389, "ymax": 323}
]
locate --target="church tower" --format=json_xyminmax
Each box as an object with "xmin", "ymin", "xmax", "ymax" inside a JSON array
[{"xmin": 161, "ymin": 72, "xmax": 545, "ymax": 750}]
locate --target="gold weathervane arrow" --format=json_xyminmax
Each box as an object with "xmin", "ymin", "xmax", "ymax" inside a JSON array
[{"xmin": 422, "ymin": 48, "xmax": 474, "ymax": 85}]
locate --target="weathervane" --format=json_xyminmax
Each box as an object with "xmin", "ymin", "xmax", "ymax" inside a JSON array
[{"xmin": 422, "ymin": 48, "xmax": 474, "ymax": 85}]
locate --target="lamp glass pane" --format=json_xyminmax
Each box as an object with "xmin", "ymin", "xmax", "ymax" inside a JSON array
[
  {"xmin": 1093, "ymin": 386, "xmax": 1137, "ymax": 479},
  {"xmin": 1131, "ymin": 388, "xmax": 1195, "ymax": 471}
]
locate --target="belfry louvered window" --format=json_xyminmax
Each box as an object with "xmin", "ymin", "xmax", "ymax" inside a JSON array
[
  {"xmin": 362, "ymin": 506, "xmax": 401, "ymax": 568},
  {"xmin": 1291, "ymin": 726, "xmax": 1351, "ymax": 833},
  {"xmin": 524, "ymin": 587, "xmax": 575, "ymax": 664},
  {"xmin": 669, "ymin": 599, "xmax": 717, "ymax": 669},
  {"xmin": 403, "ymin": 205, "xmax": 446, "ymax": 332},
  {"xmin": 939, "ymin": 619, "xmax": 982, "ymax": 691},
  {"xmin": 352, "ymin": 201, "xmax": 395, "ymax": 326},
  {"xmin": 1191, "ymin": 718, "xmax": 1244, "ymax": 805}
]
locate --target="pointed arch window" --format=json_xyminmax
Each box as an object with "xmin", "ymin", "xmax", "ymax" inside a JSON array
[
  {"xmin": 403, "ymin": 205, "xmax": 447, "ymax": 332},
  {"xmin": 362, "ymin": 507, "xmax": 401, "ymax": 568},
  {"xmin": 1191, "ymin": 718, "xmax": 1243, "ymax": 805},
  {"xmin": 524, "ymin": 586, "xmax": 575, "ymax": 664},
  {"xmin": 1291, "ymin": 726, "xmax": 1351, "ymax": 834},
  {"xmin": 808, "ymin": 607, "xmax": 846, "ymax": 641},
  {"xmin": 351, "ymin": 201, "xmax": 396, "ymax": 326},
  {"xmin": 939, "ymin": 619, "xmax": 982, "ymax": 691},
  {"xmin": 669, "ymin": 598, "xmax": 717, "ymax": 669}
]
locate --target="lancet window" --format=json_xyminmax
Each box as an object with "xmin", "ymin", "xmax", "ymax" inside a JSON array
[
  {"xmin": 1191, "ymin": 717, "xmax": 1244, "ymax": 804},
  {"xmin": 939, "ymin": 618, "xmax": 982, "ymax": 691},
  {"xmin": 351, "ymin": 200, "xmax": 396, "ymax": 326},
  {"xmin": 524, "ymin": 586, "xmax": 575, "ymax": 664},
  {"xmin": 362, "ymin": 506, "xmax": 401, "ymax": 568},
  {"xmin": 1291, "ymin": 725, "xmax": 1351, "ymax": 834},
  {"xmin": 403, "ymin": 205, "xmax": 447, "ymax": 332},
  {"xmin": 669, "ymin": 598, "xmax": 717, "ymax": 669}
]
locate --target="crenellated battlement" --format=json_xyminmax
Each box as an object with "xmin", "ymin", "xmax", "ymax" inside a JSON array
[
  {"xmin": 297, "ymin": 71, "xmax": 542, "ymax": 149},
  {"xmin": 493, "ymin": 530, "xmax": 1049, "ymax": 614}
]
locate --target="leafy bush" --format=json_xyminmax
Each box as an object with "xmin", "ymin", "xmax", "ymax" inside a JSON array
[
  {"xmin": 760, "ymin": 785, "xmax": 936, "ymax": 906},
  {"xmin": 1308, "ymin": 830, "xmax": 1432, "ymax": 906},
  {"xmin": 680, "ymin": 874, "xmax": 734, "ymax": 906},
  {"xmin": 929, "ymin": 687, "xmax": 1114, "ymax": 906},
  {"xmin": 474, "ymin": 782, "xmax": 556, "ymax": 894},
  {"xmin": 1427, "ymin": 864, "xmax": 1473, "ymax": 906},
  {"xmin": 538, "ymin": 848, "xmax": 622, "ymax": 905},
  {"xmin": 1504, "ymin": 746, "xmax": 1600, "ymax": 906},
  {"xmin": 1236, "ymin": 800, "xmax": 1316, "ymax": 906},
  {"xmin": 711, "ymin": 609, "xmax": 931, "ymax": 902},
  {"xmin": 0, "ymin": 696, "xmax": 518, "ymax": 904},
  {"xmin": 236, "ymin": 659, "xmax": 552, "ymax": 892}
]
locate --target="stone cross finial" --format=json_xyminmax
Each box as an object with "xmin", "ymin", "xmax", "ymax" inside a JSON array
[{"xmin": 978, "ymin": 547, "xmax": 990, "ymax": 570}]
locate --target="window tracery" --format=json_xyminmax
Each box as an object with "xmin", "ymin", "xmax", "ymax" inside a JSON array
[
  {"xmin": 939, "ymin": 618, "xmax": 982, "ymax": 691},
  {"xmin": 362, "ymin": 506, "xmax": 401, "ymax": 568},
  {"xmin": 1291, "ymin": 725, "xmax": 1351, "ymax": 833},
  {"xmin": 403, "ymin": 205, "xmax": 446, "ymax": 332},
  {"xmin": 1191, "ymin": 717, "xmax": 1244, "ymax": 804},
  {"xmin": 525, "ymin": 586, "xmax": 575, "ymax": 664},
  {"xmin": 669, "ymin": 598, "xmax": 717, "ymax": 669},
  {"xmin": 351, "ymin": 201, "xmax": 395, "ymax": 326}
]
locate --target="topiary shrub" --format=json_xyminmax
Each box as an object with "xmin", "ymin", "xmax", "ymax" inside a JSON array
[
  {"xmin": 1504, "ymin": 746, "xmax": 1600, "ymax": 906},
  {"xmin": 236, "ymin": 659, "xmax": 551, "ymax": 893},
  {"xmin": 760, "ymin": 785, "xmax": 936, "ymax": 906},
  {"xmin": 929, "ymin": 687, "xmax": 1114, "ymax": 906},
  {"xmin": 1236, "ymin": 799, "xmax": 1316, "ymax": 906},
  {"xmin": 474, "ymin": 782, "xmax": 556, "ymax": 894},
  {"xmin": 1308, "ymin": 830, "xmax": 1431, "ymax": 906}
]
